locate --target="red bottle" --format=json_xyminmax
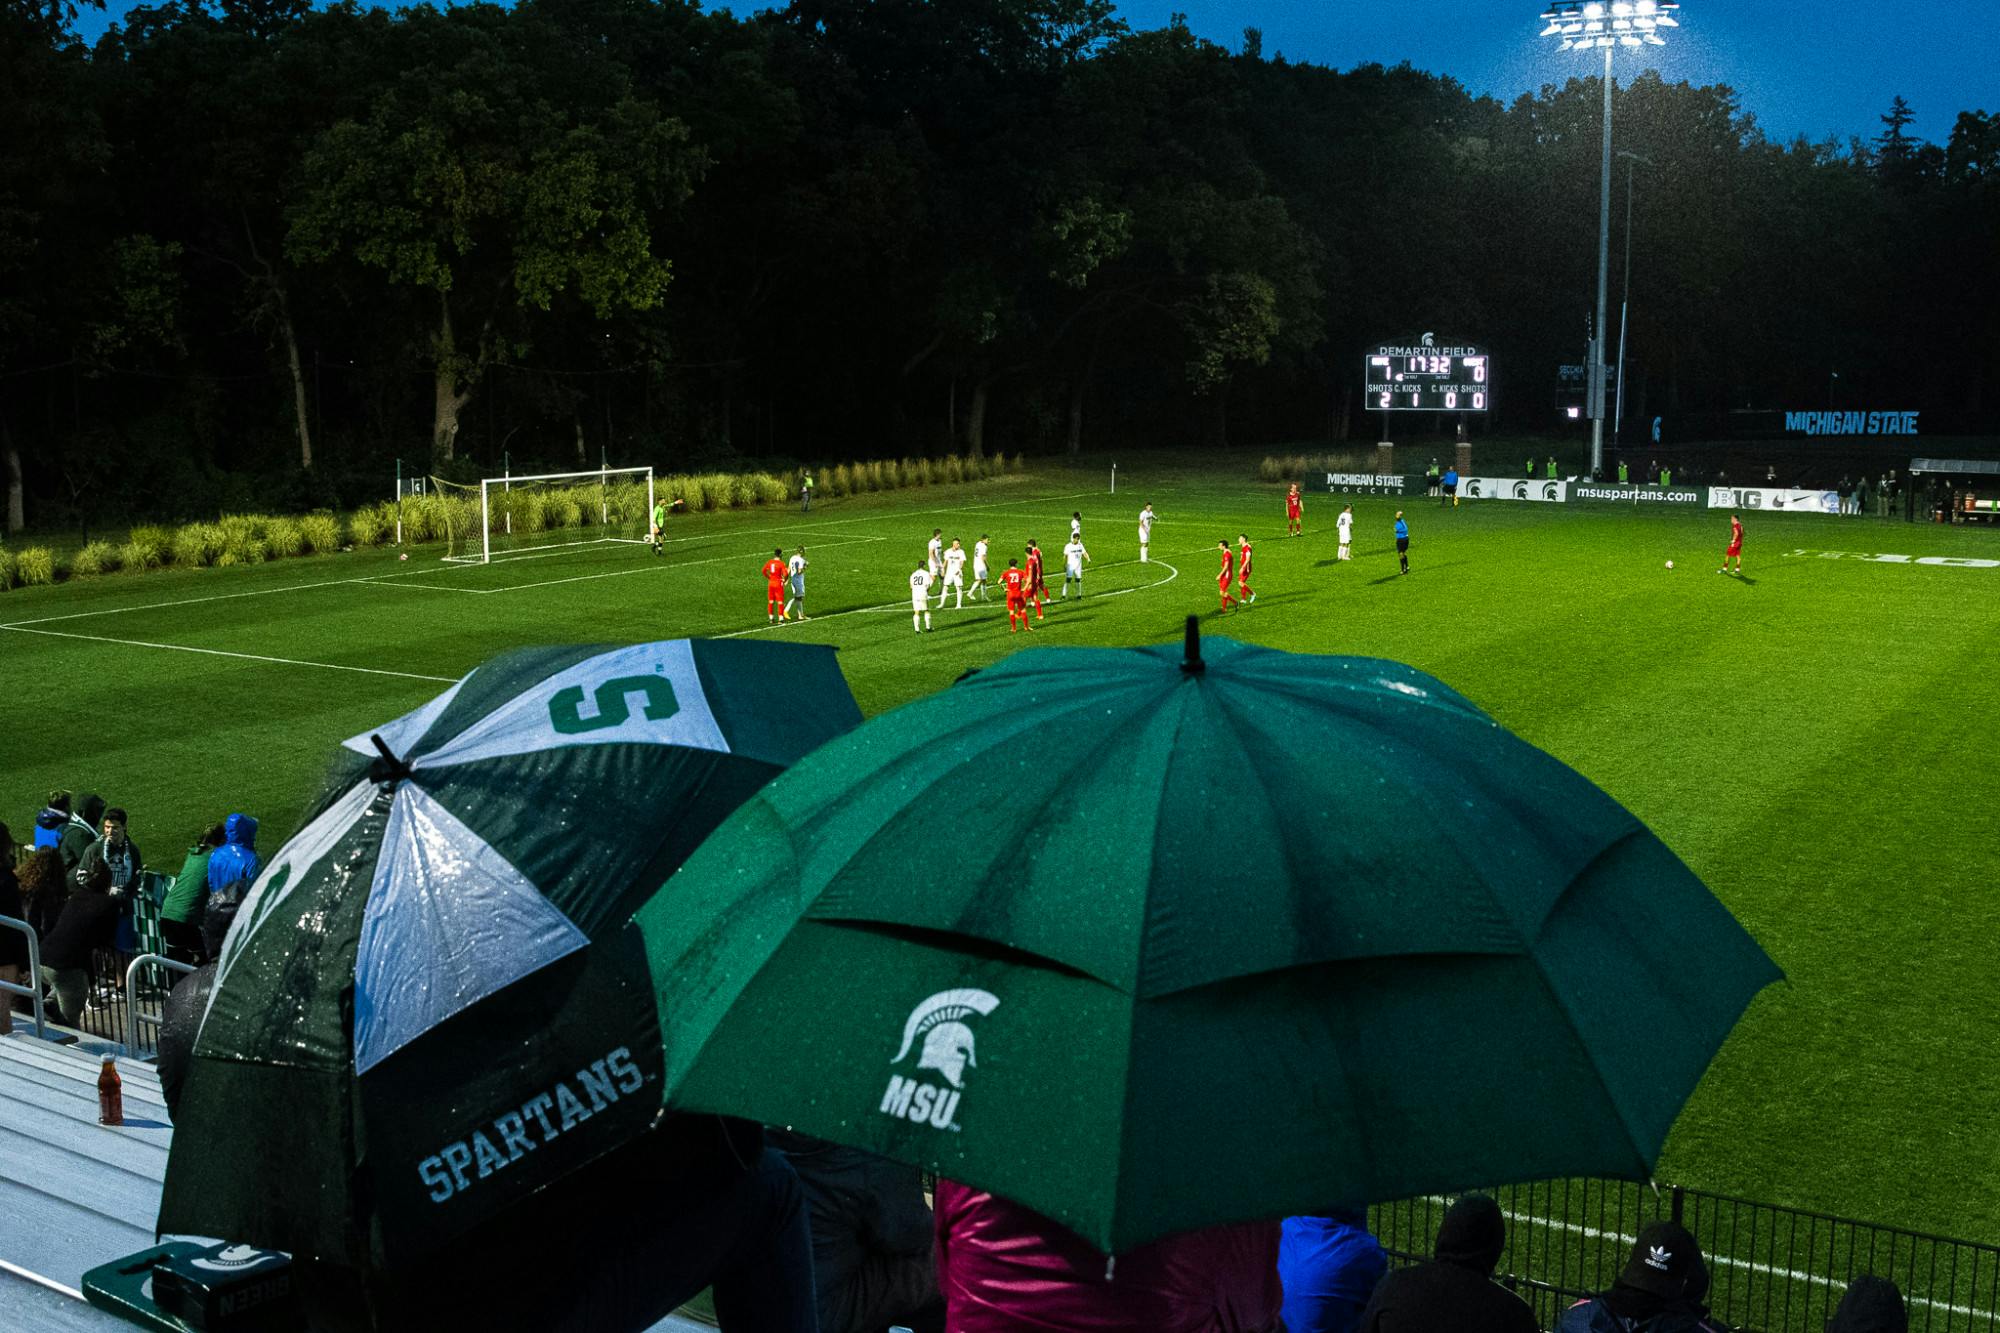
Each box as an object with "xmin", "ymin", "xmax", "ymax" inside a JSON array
[{"xmin": 98, "ymin": 1055, "xmax": 124, "ymax": 1126}]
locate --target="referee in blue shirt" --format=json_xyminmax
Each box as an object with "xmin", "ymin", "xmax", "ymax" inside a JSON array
[{"xmin": 1395, "ymin": 511, "xmax": 1410, "ymax": 574}]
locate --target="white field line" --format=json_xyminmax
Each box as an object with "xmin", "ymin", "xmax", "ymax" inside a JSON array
[
  {"xmin": 0, "ymin": 562, "xmax": 465, "ymax": 628},
  {"xmin": 714, "ymin": 557, "xmax": 1181, "ymax": 638},
  {"xmin": 1441, "ymin": 1197, "xmax": 1995, "ymax": 1320},
  {"xmin": 0, "ymin": 625, "xmax": 458, "ymax": 683}
]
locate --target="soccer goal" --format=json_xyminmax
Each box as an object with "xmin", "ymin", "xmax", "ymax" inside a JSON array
[{"xmin": 438, "ymin": 466, "xmax": 656, "ymax": 564}]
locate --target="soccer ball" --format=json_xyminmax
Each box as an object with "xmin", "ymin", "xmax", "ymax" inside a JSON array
[
  {"xmin": 1665, "ymin": 560, "xmax": 1674, "ymax": 569},
  {"xmin": 399, "ymin": 552, "xmax": 409, "ymax": 562}
]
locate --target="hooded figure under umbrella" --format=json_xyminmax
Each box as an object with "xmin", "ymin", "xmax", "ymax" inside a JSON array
[{"xmin": 1359, "ymin": 1194, "xmax": 1538, "ymax": 1333}]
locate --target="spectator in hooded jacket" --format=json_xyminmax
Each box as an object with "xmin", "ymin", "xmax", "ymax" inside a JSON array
[
  {"xmin": 1557, "ymin": 1220, "xmax": 1724, "ymax": 1333},
  {"xmin": 161, "ymin": 823, "xmax": 226, "ymax": 965},
  {"xmin": 202, "ymin": 813, "xmax": 260, "ymax": 958},
  {"xmin": 1280, "ymin": 1207, "xmax": 1387, "ymax": 1333},
  {"xmin": 1826, "ymin": 1275, "xmax": 1907, "ymax": 1333},
  {"xmin": 73, "ymin": 807, "xmax": 142, "ymax": 898},
  {"xmin": 934, "ymin": 1179, "xmax": 1282, "ymax": 1333},
  {"xmin": 1358, "ymin": 1194, "xmax": 1537, "ymax": 1333},
  {"xmin": 32, "ymin": 791, "xmax": 80, "ymax": 853},
  {"xmin": 772, "ymin": 1128, "xmax": 944, "ymax": 1333},
  {"xmin": 57, "ymin": 793, "xmax": 105, "ymax": 875}
]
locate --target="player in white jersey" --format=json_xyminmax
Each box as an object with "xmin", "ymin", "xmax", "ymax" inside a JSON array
[
  {"xmin": 926, "ymin": 529, "xmax": 944, "ymax": 579},
  {"xmin": 1138, "ymin": 504, "xmax": 1155, "ymax": 563},
  {"xmin": 971, "ymin": 535, "xmax": 991, "ymax": 599},
  {"xmin": 783, "ymin": 546, "xmax": 809, "ymax": 620},
  {"xmin": 1060, "ymin": 535, "xmax": 1090, "ymax": 597},
  {"xmin": 909, "ymin": 563, "xmax": 933, "ymax": 632},
  {"xmin": 1070, "ymin": 511, "xmax": 1083, "ymax": 542},
  {"xmin": 938, "ymin": 538, "xmax": 968, "ymax": 609},
  {"xmin": 1337, "ymin": 504, "xmax": 1354, "ymax": 561}
]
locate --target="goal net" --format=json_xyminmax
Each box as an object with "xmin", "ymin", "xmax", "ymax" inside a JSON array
[{"xmin": 438, "ymin": 466, "xmax": 656, "ymax": 564}]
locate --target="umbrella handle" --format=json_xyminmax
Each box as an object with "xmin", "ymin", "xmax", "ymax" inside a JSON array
[
  {"xmin": 367, "ymin": 734, "xmax": 414, "ymax": 787},
  {"xmin": 1181, "ymin": 616, "xmax": 1204, "ymax": 675}
]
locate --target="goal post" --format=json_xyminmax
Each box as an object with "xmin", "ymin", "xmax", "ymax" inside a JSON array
[{"xmin": 438, "ymin": 465, "xmax": 655, "ymax": 564}]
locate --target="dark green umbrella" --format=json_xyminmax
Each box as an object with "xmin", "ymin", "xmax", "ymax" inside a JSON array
[
  {"xmin": 636, "ymin": 621, "xmax": 1780, "ymax": 1255},
  {"xmin": 158, "ymin": 639, "xmax": 860, "ymax": 1269}
]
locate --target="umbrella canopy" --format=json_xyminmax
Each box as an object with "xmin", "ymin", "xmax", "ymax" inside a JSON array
[
  {"xmin": 636, "ymin": 624, "xmax": 1781, "ymax": 1255},
  {"xmin": 158, "ymin": 639, "xmax": 861, "ymax": 1269}
]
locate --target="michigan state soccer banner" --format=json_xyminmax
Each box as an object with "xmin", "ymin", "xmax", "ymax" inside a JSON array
[{"xmin": 161, "ymin": 640, "xmax": 860, "ymax": 1269}]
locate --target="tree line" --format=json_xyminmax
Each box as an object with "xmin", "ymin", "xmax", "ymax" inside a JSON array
[{"xmin": 2, "ymin": 0, "xmax": 1994, "ymax": 528}]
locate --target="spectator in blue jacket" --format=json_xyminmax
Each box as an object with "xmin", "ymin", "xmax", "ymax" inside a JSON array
[
  {"xmin": 1281, "ymin": 1207, "xmax": 1388, "ymax": 1333},
  {"xmin": 203, "ymin": 813, "xmax": 261, "ymax": 958}
]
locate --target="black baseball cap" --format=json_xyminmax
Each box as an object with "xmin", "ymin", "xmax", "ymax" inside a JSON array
[{"xmin": 1619, "ymin": 1220, "xmax": 1701, "ymax": 1297}]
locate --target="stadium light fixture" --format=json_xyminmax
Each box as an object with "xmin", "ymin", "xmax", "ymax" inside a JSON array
[{"xmin": 1535, "ymin": 0, "xmax": 1684, "ymax": 478}]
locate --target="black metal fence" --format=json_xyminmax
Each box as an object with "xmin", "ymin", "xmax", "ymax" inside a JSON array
[{"xmin": 1371, "ymin": 1180, "xmax": 2000, "ymax": 1333}]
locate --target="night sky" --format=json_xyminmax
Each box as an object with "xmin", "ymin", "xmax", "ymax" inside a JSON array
[{"xmin": 68, "ymin": 0, "xmax": 1993, "ymax": 146}]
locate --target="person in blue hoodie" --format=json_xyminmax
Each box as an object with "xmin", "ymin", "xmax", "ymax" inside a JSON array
[
  {"xmin": 203, "ymin": 813, "xmax": 261, "ymax": 958},
  {"xmin": 1281, "ymin": 1208, "xmax": 1388, "ymax": 1333}
]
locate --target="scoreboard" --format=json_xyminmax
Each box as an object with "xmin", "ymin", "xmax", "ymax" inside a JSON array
[{"xmin": 1365, "ymin": 339, "xmax": 1491, "ymax": 412}]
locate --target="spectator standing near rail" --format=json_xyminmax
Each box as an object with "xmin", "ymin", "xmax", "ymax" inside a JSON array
[
  {"xmin": 17, "ymin": 850, "xmax": 66, "ymax": 948},
  {"xmin": 74, "ymin": 807, "xmax": 141, "ymax": 899},
  {"xmin": 161, "ymin": 822, "xmax": 225, "ymax": 965},
  {"xmin": 1358, "ymin": 1194, "xmax": 1537, "ymax": 1333},
  {"xmin": 59, "ymin": 794, "xmax": 105, "ymax": 876},
  {"xmin": 0, "ymin": 823, "xmax": 25, "ymax": 1036},
  {"xmin": 202, "ymin": 814, "xmax": 261, "ymax": 959},
  {"xmin": 40, "ymin": 860, "xmax": 120, "ymax": 1027},
  {"xmin": 1280, "ymin": 1208, "xmax": 1387, "ymax": 1333}
]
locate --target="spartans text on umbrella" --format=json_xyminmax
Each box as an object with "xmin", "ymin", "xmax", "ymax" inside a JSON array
[{"xmin": 417, "ymin": 1046, "xmax": 646, "ymax": 1203}]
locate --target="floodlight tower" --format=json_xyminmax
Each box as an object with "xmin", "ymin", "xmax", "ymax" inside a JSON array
[{"xmin": 1536, "ymin": 0, "xmax": 1681, "ymax": 478}]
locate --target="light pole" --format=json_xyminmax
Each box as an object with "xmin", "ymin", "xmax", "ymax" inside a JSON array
[
  {"xmin": 1612, "ymin": 150, "xmax": 1652, "ymax": 449},
  {"xmin": 1537, "ymin": 1, "xmax": 1682, "ymax": 478}
]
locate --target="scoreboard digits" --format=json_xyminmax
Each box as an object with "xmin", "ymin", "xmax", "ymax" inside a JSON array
[{"xmin": 1365, "ymin": 340, "xmax": 1492, "ymax": 412}]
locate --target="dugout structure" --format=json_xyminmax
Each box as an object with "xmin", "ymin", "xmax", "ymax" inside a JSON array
[{"xmin": 1907, "ymin": 458, "xmax": 2000, "ymax": 525}]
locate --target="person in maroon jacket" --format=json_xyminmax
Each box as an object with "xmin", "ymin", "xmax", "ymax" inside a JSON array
[{"xmin": 934, "ymin": 1179, "xmax": 1282, "ymax": 1333}]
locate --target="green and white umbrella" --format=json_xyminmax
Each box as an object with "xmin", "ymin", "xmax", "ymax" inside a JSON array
[
  {"xmin": 636, "ymin": 622, "xmax": 1781, "ymax": 1254},
  {"xmin": 158, "ymin": 639, "xmax": 860, "ymax": 1270}
]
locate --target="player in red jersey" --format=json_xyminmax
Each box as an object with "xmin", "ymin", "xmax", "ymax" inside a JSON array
[
  {"xmin": 1024, "ymin": 541, "xmax": 1047, "ymax": 621},
  {"xmin": 1719, "ymin": 513, "xmax": 1744, "ymax": 575},
  {"xmin": 1237, "ymin": 533, "xmax": 1255, "ymax": 604},
  {"xmin": 1285, "ymin": 483, "xmax": 1303, "ymax": 537},
  {"xmin": 1215, "ymin": 540, "xmax": 1238, "ymax": 612},
  {"xmin": 762, "ymin": 548, "xmax": 788, "ymax": 622},
  {"xmin": 1002, "ymin": 558, "xmax": 1034, "ymax": 632}
]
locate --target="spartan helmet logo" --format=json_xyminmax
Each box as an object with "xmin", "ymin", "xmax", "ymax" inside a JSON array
[
  {"xmin": 891, "ymin": 988, "xmax": 1000, "ymax": 1089},
  {"xmin": 1420, "ymin": 331, "xmax": 1436, "ymax": 347}
]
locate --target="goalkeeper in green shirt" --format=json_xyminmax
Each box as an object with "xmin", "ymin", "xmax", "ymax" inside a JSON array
[{"xmin": 650, "ymin": 498, "xmax": 667, "ymax": 555}]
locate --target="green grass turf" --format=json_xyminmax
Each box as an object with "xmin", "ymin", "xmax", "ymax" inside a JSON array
[{"xmin": 4, "ymin": 456, "xmax": 1998, "ymax": 1246}]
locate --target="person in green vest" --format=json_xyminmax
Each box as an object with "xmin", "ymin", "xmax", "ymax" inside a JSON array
[
  {"xmin": 1617, "ymin": 460, "xmax": 1629, "ymax": 484},
  {"xmin": 1661, "ymin": 464, "xmax": 1672, "ymax": 487},
  {"xmin": 159, "ymin": 822, "xmax": 225, "ymax": 965},
  {"xmin": 650, "ymin": 497, "xmax": 668, "ymax": 555},
  {"xmin": 801, "ymin": 470, "xmax": 815, "ymax": 513},
  {"xmin": 1527, "ymin": 456, "xmax": 1536, "ymax": 478},
  {"xmin": 1426, "ymin": 459, "xmax": 1441, "ymax": 498},
  {"xmin": 1546, "ymin": 456, "xmax": 1558, "ymax": 479}
]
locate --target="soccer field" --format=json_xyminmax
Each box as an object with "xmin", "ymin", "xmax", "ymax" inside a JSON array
[{"xmin": 4, "ymin": 458, "xmax": 1998, "ymax": 1244}]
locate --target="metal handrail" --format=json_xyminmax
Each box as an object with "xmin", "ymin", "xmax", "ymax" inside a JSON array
[
  {"xmin": 123, "ymin": 952, "xmax": 194, "ymax": 1055},
  {"xmin": 0, "ymin": 915, "xmax": 47, "ymax": 1040}
]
